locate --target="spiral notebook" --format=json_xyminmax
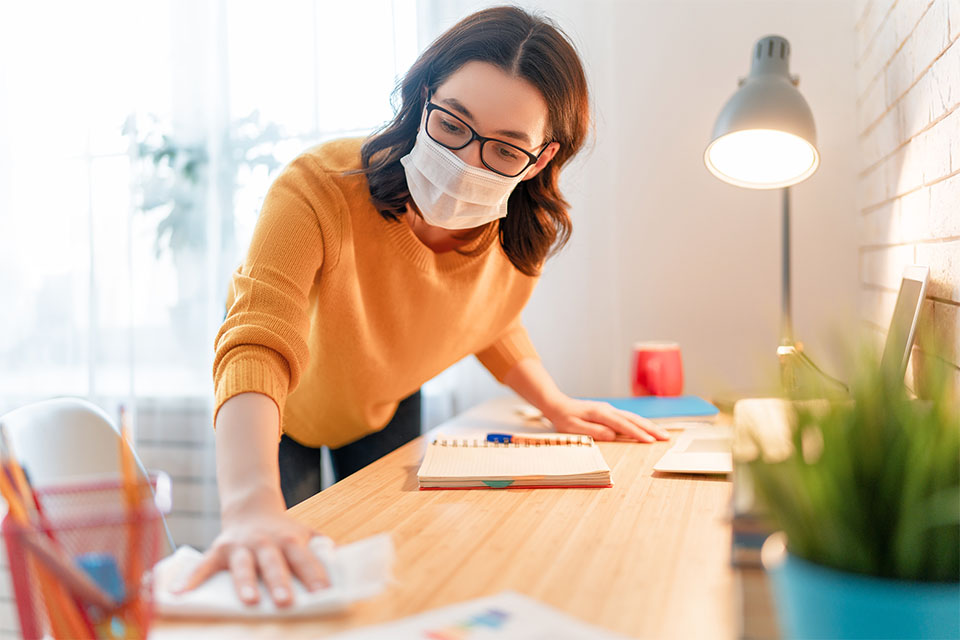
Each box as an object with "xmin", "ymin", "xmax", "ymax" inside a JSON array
[{"xmin": 417, "ymin": 435, "xmax": 612, "ymax": 490}]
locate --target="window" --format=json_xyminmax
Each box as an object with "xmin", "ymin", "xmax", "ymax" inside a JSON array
[{"xmin": 0, "ymin": 0, "xmax": 419, "ymax": 407}]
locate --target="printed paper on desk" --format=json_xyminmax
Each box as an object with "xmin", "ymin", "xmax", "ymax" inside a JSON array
[
  {"xmin": 152, "ymin": 534, "xmax": 393, "ymax": 619},
  {"xmin": 326, "ymin": 591, "xmax": 636, "ymax": 640}
]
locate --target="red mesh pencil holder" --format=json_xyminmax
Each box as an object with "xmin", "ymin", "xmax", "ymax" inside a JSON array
[{"xmin": 2, "ymin": 472, "xmax": 171, "ymax": 640}]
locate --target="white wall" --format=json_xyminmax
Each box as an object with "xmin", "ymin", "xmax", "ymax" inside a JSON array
[
  {"xmin": 423, "ymin": 0, "xmax": 860, "ymax": 405},
  {"xmin": 854, "ymin": 0, "xmax": 960, "ymax": 400}
]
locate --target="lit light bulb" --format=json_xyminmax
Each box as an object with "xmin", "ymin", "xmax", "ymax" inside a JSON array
[{"xmin": 704, "ymin": 129, "xmax": 819, "ymax": 189}]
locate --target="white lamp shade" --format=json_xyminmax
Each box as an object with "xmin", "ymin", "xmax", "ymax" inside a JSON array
[{"xmin": 704, "ymin": 35, "xmax": 819, "ymax": 189}]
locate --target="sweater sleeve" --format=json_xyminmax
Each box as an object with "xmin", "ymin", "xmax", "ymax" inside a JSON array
[
  {"xmin": 212, "ymin": 153, "xmax": 343, "ymax": 431},
  {"xmin": 474, "ymin": 317, "xmax": 540, "ymax": 383}
]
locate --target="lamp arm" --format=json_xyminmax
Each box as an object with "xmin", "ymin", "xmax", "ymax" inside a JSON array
[{"xmin": 781, "ymin": 186, "xmax": 792, "ymax": 346}]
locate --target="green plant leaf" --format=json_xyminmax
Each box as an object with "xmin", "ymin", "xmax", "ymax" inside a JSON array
[{"xmin": 748, "ymin": 341, "xmax": 960, "ymax": 582}]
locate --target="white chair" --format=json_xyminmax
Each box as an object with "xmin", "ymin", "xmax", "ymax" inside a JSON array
[{"xmin": 0, "ymin": 397, "xmax": 175, "ymax": 553}]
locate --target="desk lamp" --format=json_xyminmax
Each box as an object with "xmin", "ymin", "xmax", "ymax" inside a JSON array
[{"xmin": 704, "ymin": 35, "xmax": 843, "ymax": 396}]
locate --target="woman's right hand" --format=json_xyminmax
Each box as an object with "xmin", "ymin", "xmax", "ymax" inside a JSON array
[
  {"xmin": 171, "ymin": 497, "xmax": 329, "ymax": 607},
  {"xmin": 173, "ymin": 392, "xmax": 329, "ymax": 608}
]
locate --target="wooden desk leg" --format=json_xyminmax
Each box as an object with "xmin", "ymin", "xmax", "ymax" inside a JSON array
[{"xmin": 735, "ymin": 568, "xmax": 780, "ymax": 640}]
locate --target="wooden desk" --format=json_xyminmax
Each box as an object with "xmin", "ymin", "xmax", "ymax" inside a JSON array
[{"xmin": 153, "ymin": 398, "xmax": 742, "ymax": 639}]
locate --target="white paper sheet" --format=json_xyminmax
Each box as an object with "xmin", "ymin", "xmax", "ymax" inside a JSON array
[
  {"xmin": 326, "ymin": 591, "xmax": 637, "ymax": 639},
  {"xmin": 152, "ymin": 534, "xmax": 393, "ymax": 619}
]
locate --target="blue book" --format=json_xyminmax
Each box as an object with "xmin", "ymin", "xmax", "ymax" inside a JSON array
[{"xmin": 583, "ymin": 396, "xmax": 719, "ymax": 422}]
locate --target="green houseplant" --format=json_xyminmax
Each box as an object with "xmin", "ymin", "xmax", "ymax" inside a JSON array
[
  {"xmin": 748, "ymin": 347, "xmax": 959, "ymax": 639},
  {"xmin": 124, "ymin": 111, "xmax": 282, "ymax": 258}
]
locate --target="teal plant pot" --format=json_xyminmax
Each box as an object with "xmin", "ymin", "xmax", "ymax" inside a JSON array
[{"xmin": 762, "ymin": 533, "xmax": 960, "ymax": 639}]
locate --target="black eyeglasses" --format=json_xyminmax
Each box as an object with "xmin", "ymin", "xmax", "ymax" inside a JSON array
[{"xmin": 424, "ymin": 102, "xmax": 550, "ymax": 178}]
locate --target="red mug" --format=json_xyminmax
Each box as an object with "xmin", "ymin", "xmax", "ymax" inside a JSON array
[{"xmin": 631, "ymin": 341, "xmax": 684, "ymax": 396}]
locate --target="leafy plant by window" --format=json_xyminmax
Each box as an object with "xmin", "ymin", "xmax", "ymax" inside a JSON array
[{"xmin": 123, "ymin": 111, "xmax": 283, "ymax": 258}]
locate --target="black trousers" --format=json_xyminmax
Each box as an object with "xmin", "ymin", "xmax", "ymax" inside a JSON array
[{"xmin": 278, "ymin": 390, "xmax": 422, "ymax": 508}]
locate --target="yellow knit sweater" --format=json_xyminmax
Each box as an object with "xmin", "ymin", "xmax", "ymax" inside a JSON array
[{"xmin": 213, "ymin": 138, "xmax": 540, "ymax": 448}]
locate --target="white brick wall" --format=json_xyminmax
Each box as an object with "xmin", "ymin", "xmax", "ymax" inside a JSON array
[{"xmin": 856, "ymin": 0, "xmax": 960, "ymax": 398}]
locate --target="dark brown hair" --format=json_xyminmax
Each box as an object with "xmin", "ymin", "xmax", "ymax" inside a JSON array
[{"xmin": 360, "ymin": 6, "xmax": 590, "ymax": 276}]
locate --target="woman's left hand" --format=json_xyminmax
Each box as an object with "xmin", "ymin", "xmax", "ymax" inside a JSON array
[{"xmin": 542, "ymin": 397, "xmax": 670, "ymax": 443}]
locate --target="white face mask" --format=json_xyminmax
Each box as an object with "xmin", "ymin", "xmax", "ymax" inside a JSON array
[{"xmin": 400, "ymin": 124, "xmax": 529, "ymax": 230}]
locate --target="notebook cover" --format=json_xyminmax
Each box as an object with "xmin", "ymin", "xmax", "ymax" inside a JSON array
[
  {"xmin": 419, "ymin": 484, "xmax": 612, "ymax": 491},
  {"xmin": 585, "ymin": 396, "xmax": 719, "ymax": 419}
]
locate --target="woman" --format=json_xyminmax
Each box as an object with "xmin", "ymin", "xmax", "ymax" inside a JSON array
[{"xmin": 176, "ymin": 6, "xmax": 667, "ymax": 607}]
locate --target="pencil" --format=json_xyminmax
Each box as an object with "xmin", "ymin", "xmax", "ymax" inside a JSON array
[
  {"xmin": 17, "ymin": 526, "xmax": 117, "ymax": 610},
  {"xmin": 0, "ymin": 461, "xmax": 27, "ymax": 523},
  {"xmin": 0, "ymin": 426, "xmax": 30, "ymax": 522},
  {"xmin": 119, "ymin": 406, "xmax": 147, "ymax": 638}
]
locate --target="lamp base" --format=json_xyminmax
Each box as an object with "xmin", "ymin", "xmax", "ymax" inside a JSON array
[{"xmin": 777, "ymin": 342, "xmax": 849, "ymax": 400}]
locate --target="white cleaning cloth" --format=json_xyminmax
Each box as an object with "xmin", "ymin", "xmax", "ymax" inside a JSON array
[{"xmin": 152, "ymin": 534, "xmax": 393, "ymax": 619}]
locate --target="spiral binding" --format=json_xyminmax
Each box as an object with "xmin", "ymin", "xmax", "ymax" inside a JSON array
[{"xmin": 431, "ymin": 435, "xmax": 593, "ymax": 447}]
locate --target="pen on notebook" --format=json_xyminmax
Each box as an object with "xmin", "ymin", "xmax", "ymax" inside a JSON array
[{"xmin": 485, "ymin": 433, "xmax": 592, "ymax": 445}]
